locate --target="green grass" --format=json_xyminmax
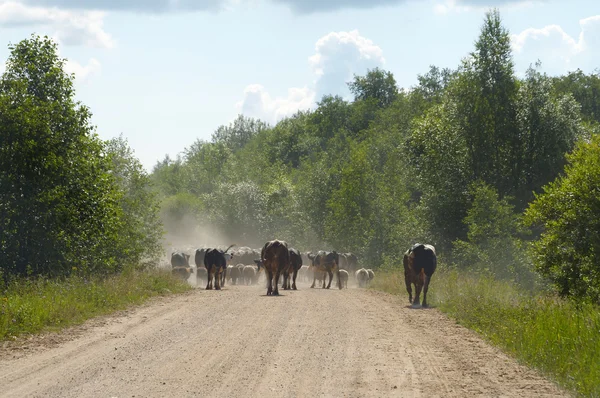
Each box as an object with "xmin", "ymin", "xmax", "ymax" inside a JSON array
[
  {"xmin": 0, "ymin": 269, "xmax": 192, "ymax": 340},
  {"xmin": 371, "ymin": 269, "xmax": 600, "ymax": 397}
]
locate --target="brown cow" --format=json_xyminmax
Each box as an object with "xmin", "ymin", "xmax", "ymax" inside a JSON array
[
  {"xmin": 403, "ymin": 243, "xmax": 437, "ymax": 307},
  {"xmin": 258, "ymin": 240, "xmax": 290, "ymax": 296},
  {"xmin": 309, "ymin": 251, "xmax": 341, "ymax": 290}
]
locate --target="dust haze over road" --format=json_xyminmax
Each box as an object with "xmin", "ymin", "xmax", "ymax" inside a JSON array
[{"xmin": 0, "ymin": 279, "xmax": 567, "ymax": 397}]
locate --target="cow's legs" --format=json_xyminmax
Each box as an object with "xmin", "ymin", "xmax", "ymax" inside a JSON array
[
  {"xmin": 292, "ymin": 269, "xmax": 298, "ymax": 290},
  {"xmin": 215, "ymin": 269, "xmax": 222, "ymax": 290},
  {"xmin": 273, "ymin": 269, "xmax": 281, "ymax": 295},
  {"xmin": 413, "ymin": 282, "xmax": 423, "ymax": 307},
  {"xmin": 404, "ymin": 273, "xmax": 413, "ymax": 303},
  {"xmin": 310, "ymin": 270, "xmax": 316, "ymax": 288},
  {"xmin": 266, "ymin": 270, "xmax": 274, "ymax": 295},
  {"xmin": 422, "ymin": 275, "xmax": 432, "ymax": 307},
  {"xmin": 337, "ymin": 270, "xmax": 342, "ymax": 290},
  {"xmin": 282, "ymin": 271, "xmax": 289, "ymax": 290},
  {"xmin": 325, "ymin": 270, "xmax": 333, "ymax": 289},
  {"xmin": 206, "ymin": 268, "xmax": 213, "ymax": 290}
]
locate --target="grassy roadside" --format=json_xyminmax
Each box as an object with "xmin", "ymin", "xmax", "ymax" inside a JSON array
[
  {"xmin": 370, "ymin": 269, "xmax": 600, "ymax": 397},
  {"xmin": 0, "ymin": 269, "xmax": 193, "ymax": 340}
]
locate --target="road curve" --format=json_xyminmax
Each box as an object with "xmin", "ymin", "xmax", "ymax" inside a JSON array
[{"xmin": 0, "ymin": 280, "xmax": 568, "ymax": 397}]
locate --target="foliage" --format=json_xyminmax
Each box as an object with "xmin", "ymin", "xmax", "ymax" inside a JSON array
[
  {"xmin": 451, "ymin": 182, "xmax": 537, "ymax": 285},
  {"xmin": 348, "ymin": 67, "xmax": 398, "ymax": 108},
  {"xmin": 371, "ymin": 269, "xmax": 600, "ymax": 397},
  {"xmin": 524, "ymin": 134, "xmax": 600, "ymax": 303},
  {"xmin": 0, "ymin": 270, "xmax": 191, "ymax": 340},
  {"xmin": 0, "ymin": 35, "xmax": 126, "ymax": 277},
  {"xmin": 105, "ymin": 135, "xmax": 164, "ymax": 269}
]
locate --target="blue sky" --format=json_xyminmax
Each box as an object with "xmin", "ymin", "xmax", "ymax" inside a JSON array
[{"xmin": 0, "ymin": 0, "xmax": 598, "ymax": 171}]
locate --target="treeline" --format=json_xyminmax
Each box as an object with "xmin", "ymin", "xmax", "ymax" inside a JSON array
[
  {"xmin": 0, "ymin": 36, "xmax": 163, "ymax": 279},
  {"xmin": 152, "ymin": 10, "xmax": 600, "ymax": 303}
]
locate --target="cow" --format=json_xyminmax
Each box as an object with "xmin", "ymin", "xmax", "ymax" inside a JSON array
[
  {"xmin": 403, "ymin": 243, "xmax": 437, "ymax": 308},
  {"xmin": 338, "ymin": 253, "xmax": 348, "ymax": 270},
  {"xmin": 204, "ymin": 244, "xmax": 235, "ymax": 290},
  {"xmin": 196, "ymin": 266, "xmax": 208, "ymax": 286},
  {"xmin": 355, "ymin": 268, "xmax": 369, "ymax": 288},
  {"xmin": 366, "ymin": 269, "xmax": 375, "ymax": 286},
  {"xmin": 338, "ymin": 269, "xmax": 349, "ymax": 288},
  {"xmin": 282, "ymin": 248, "xmax": 303, "ymax": 290},
  {"xmin": 171, "ymin": 251, "xmax": 190, "ymax": 268},
  {"xmin": 257, "ymin": 240, "xmax": 289, "ymax": 296},
  {"xmin": 345, "ymin": 252, "xmax": 358, "ymax": 274},
  {"xmin": 242, "ymin": 265, "xmax": 257, "ymax": 285},
  {"xmin": 228, "ymin": 265, "xmax": 242, "ymax": 285},
  {"xmin": 194, "ymin": 248, "xmax": 207, "ymax": 268},
  {"xmin": 172, "ymin": 266, "xmax": 193, "ymax": 281},
  {"xmin": 298, "ymin": 265, "xmax": 310, "ymax": 283},
  {"xmin": 309, "ymin": 251, "xmax": 341, "ymax": 290}
]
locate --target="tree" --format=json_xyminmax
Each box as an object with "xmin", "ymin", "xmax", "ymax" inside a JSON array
[
  {"xmin": 467, "ymin": 8, "xmax": 518, "ymax": 193},
  {"xmin": 348, "ymin": 67, "xmax": 398, "ymax": 108},
  {"xmin": 105, "ymin": 135, "xmax": 164, "ymax": 269},
  {"xmin": 211, "ymin": 114, "xmax": 268, "ymax": 153},
  {"xmin": 0, "ymin": 35, "xmax": 125, "ymax": 277},
  {"xmin": 552, "ymin": 69, "xmax": 600, "ymax": 124},
  {"xmin": 514, "ymin": 65, "xmax": 585, "ymax": 207},
  {"xmin": 524, "ymin": 135, "xmax": 600, "ymax": 302}
]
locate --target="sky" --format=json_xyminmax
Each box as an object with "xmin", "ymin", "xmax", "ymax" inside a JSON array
[{"xmin": 0, "ymin": 0, "xmax": 598, "ymax": 171}]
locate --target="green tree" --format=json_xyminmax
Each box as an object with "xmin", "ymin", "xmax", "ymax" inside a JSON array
[
  {"xmin": 524, "ymin": 135, "xmax": 600, "ymax": 302},
  {"xmin": 452, "ymin": 182, "xmax": 534, "ymax": 284},
  {"xmin": 552, "ymin": 69, "xmax": 600, "ymax": 124},
  {"xmin": 211, "ymin": 114, "xmax": 268, "ymax": 153},
  {"xmin": 0, "ymin": 35, "xmax": 125, "ymax": 277},
  {"xmin": 348, "ymin": 67, "xmax": 398, "ymax": 108},
  {"xmin": 105, "ymin": 135, "xmax": 164, "ymax": 269},
  {"xmin": 467, "ymin": 8, "xmax": 518, "ymax": 193},
  {"xmin": 514, "ymin": 65, "xmax": 585, "ymax": 207}
]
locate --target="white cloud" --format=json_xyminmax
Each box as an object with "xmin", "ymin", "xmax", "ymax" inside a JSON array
[
  {"xmin": 0, "ymin": 1, "xmax": 114, "ymax": 48},
  {"xmin": 511, "ymin": 15, "xmax": 600, "ymax": 75},
  {"xmin": 309, "ymin": 29, "xmax": 385, "ymax": 99},
  {"xmin": 64, "ymin": 57, "xmax": 101, "ymax": 82},
  {"xmin": 236, "ymin": 30, "xmax": 385, "ymax": 123},
  {"xmin": 236, "ymin": 84, "xmax": 314, "ymax": 124},
  {"xmin": 434, "ymin": 0, "xmax": 541, "ymax": 14}
]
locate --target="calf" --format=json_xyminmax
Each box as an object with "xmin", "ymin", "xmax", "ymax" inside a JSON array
[
  {"xmin": 204, "ymin": 244, "xmax": 235, "ymax": 290},
  {"xmin": 258, "ymin": 240, "xmax": 290, "ymax": 296},
  {"xmin": 403, "ymin": 243, "xmax": 437, "ymax": 307}
]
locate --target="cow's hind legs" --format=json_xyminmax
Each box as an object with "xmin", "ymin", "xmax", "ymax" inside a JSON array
[
  {"xmin": 273, "ymin": 270, "xmax": 281, "ymax": 295},
  {"xmin": 292, "ymin": 270, "xmax": 298, "ymax": 290},
  {"xmin": 422, "ymin": 275, "xmax": 432, "ymax": 307},
  {"xmin": 266, "ymin": 270, "xmax": 274, "ymax": 295},
  {"xmin": 404, "ymin": 274, "xmax": 413, "ymax": 304}
]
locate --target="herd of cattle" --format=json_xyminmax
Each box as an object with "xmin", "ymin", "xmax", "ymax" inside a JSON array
[{"xmin": 170, "ymin": 240, "xmax": 437, "ymax": 307}]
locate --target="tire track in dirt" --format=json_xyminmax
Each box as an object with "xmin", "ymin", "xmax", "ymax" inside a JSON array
[{"xmin": 0, "ymin": 282, "xmax": 569, "ymax": 397}]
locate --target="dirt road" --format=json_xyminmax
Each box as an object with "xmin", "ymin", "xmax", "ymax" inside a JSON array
[{"xmin": 0, "ymin": 280, "xmax": 567, "ymax": 397}]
